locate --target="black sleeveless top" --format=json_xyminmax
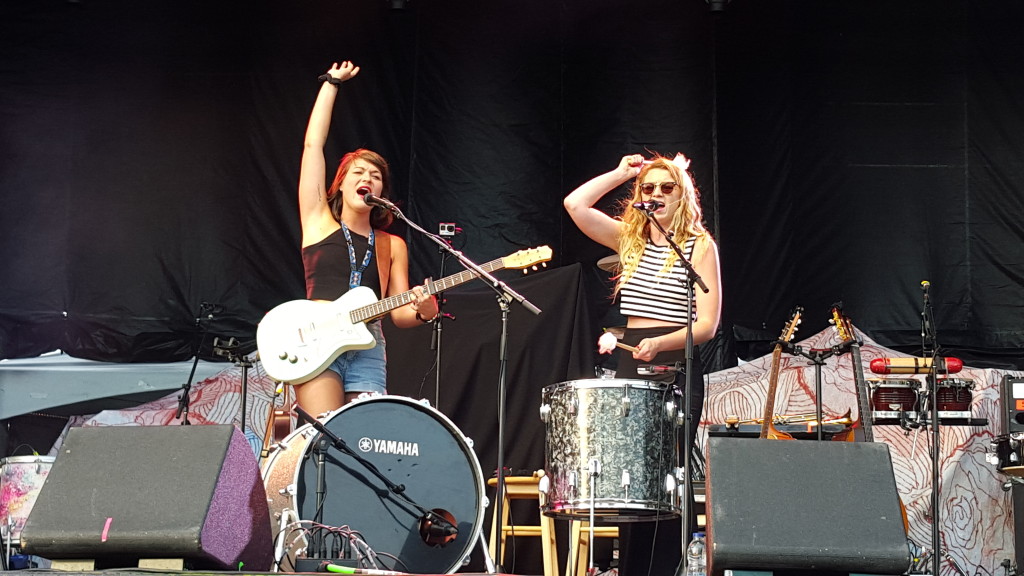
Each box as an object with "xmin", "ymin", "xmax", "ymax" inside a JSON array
[{"xmin": 301, "ymin": 227, "xmax": 381, "ymax": 301}]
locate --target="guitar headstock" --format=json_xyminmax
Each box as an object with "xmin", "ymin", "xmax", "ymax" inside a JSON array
[
  {"xmin": 780, "ymin": 306, "xmax": 803, "ymax": 343},
  {"xmin": 502, "ymin": 245, "xmax": 553, "ymax": 273},
  {"xmin": 829, "ymin": 302, "xmax": 855, "ymax": 345}
]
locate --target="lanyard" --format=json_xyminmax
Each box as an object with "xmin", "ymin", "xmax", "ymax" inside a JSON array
[{"xmin": 341, "ymin": 223, "xmax": 375, "ymax": 290}]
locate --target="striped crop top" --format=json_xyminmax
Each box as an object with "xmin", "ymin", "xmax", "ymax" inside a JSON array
[{"xmin": 618, "ymin": 237, "xmax": 697, "ymax": 325}]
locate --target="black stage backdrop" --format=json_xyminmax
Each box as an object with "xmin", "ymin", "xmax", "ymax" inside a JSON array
[{"xmin": 2, "ymin": 3, "xmax": 1023, "ymax": 388}]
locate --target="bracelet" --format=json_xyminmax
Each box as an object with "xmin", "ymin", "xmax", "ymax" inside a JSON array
[
  {"xmin": 416, "ymin": 311, "xmax": 438, "ymax": 323},
  {"xmin": 317, "ymin": 74, "xmax": 343, "ymax": 86}
]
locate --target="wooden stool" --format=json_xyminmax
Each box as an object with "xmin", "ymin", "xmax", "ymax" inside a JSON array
[
  {"xmin": 487, "ymin": 472, "xmax": 558, "ymax": 576},
  {"xmin": 566, "ymin": 521, "xmax": 619, "ymax": 576}
]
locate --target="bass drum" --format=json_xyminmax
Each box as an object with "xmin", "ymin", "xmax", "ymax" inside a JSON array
[{"xmin": 263, "ymin": 396, "xmax": 485, "ymax": 574}]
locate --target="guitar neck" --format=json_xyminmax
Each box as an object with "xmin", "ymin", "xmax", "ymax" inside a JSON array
[
  {"xmin": 759, "ymin": 345, "xmax": 785, "ymax": 439},
  {"xmin": 351, "ymin": 256, "xmax": 506, "ymax": 323},
  {"xmin": 849, "ymin": 341, "xmax": 874, "ymax": 442}
]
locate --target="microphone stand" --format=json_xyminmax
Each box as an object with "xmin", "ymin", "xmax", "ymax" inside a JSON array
[
  {"xmin": 636, "ymin": 209, "xmax": 708, "ymax": 576},
  {"xmin": 366, "ymin": 196, "xmax": 540, "ymax": 572},
  {"xmin": 431, "ymin": 245, "xmax": 455, "ymax": 407},
  {"xmin": 175, "ymin": 302, "xmax": 216, "ymax": 425},
  {"xmin": 921, "ymin": 282, "xmax": 943, "ymax": 576}
]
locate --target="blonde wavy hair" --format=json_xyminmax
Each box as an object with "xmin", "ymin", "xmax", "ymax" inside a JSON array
[{"xmin": 614, "ymin": 154, "xmax": 711, "ymax": 295}]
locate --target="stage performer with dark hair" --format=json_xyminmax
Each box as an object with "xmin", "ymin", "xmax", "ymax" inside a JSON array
[{"xmin": 294, "ymin": 61, "xmax": 437, "ymax": 416}]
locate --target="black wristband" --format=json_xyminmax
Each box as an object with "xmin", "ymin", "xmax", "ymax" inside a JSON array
[{"xmin": 317, "ymin": 74, "xmax": 343, "ymax": 86}]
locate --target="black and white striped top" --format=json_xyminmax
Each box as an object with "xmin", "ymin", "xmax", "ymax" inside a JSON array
[{"xmin": 619, "ymin": 238, "xmax": 697, "ymax": 325}]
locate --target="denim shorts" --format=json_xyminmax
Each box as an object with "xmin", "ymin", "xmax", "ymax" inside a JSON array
[{"xmin": 323, "ymin": 321, "xmax": 387, "ymax": 393}]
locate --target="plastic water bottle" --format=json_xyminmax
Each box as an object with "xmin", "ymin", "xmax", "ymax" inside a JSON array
[{"xmin": 685, "ymin": 531, "xmax": 706, "ymax": 576}]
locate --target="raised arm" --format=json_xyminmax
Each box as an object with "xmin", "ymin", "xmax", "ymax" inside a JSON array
[
  {"xmin": 297, "ymin": 61, "xmax": 360, "ymax": 245},
  {"xmin": 562, "ymin": 154, "xmax": 643, "ymax": 250}
]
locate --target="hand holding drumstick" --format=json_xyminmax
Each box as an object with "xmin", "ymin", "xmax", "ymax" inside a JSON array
[{"xmin": 598, "ymin": 330, "xmax": 639, "ymax": 354}]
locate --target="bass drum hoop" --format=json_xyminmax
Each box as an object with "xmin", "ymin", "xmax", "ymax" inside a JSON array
[{"xmin": 262, "ymin": 396, "xmax": 485, "ymax": 574}]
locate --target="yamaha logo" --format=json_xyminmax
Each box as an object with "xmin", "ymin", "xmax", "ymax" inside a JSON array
[{"xmin": 358, "ymin": 437, "xmax": 420, "ymax": 456}]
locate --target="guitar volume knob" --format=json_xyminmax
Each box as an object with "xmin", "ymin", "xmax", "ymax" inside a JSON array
[
  {"xmin": 288, "ymin": 355, "xmax": 298, "ymax": 364},
  {"xmin": 278, "ymin": 351, "xmax": 288, "ymax": 360}
]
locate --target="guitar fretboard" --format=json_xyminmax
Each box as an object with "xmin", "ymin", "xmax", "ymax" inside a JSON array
[
  {"xmin": 850, "ymin": 340, "xmax": 873, "ymax": 442},
  {"xmin": 351, "ymin": 257, "xmax": 506, "ymax": 323}
]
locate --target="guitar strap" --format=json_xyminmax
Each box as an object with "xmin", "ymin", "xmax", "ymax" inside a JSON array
[{"xmin": 375, "ymin": 229, "xmax": 391, "ymax": 297}]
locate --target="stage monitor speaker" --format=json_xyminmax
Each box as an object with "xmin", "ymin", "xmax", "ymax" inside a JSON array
[
  {"xmin": 1003, "ymin": 376, "xmax": 1024, "ymax": 433},
  {"xmin": 21, "ymin": 424, "xmax": 272, "ymax": 570},
  {"xmin": 706, "ymin": 438, "xmax": 911, "ymax": 575}
]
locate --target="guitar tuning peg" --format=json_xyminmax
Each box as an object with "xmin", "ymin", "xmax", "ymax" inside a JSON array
[{"xmin": 532, "ymin": 265, "xmax": 538, "ymax": 271}]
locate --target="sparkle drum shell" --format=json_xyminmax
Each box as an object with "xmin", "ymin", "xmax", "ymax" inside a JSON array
[
  {"xmin": 262, "ymin": 396, "xmax": 485, "ymax": 574},
  {"xmin": 541, "ymin": 379, "xmax": 680, "ymax": 522}
]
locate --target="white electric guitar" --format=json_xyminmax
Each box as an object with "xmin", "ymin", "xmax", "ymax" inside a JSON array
[{"xmin": 257, "ymin": 245, "xmax": 552, "ymax": 384}]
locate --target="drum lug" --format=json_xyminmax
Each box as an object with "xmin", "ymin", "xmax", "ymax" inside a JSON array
[
  {"xmin": 282, "ymin": 482, "xmax": 297, "ymax": 497},
  {"xmin": 665, "ymin": 472, "xmax": 678, "ymax": 495},
  {"xmin": 621, "ymin": 395, "xmax": 631, "ymax": 417},
  {"xmin": 539, "ymin": 403, "xmax": 550, "ymax": 423},
  {"xmin": 666, "ymin": 400, "xmax": 679, "ymax": 424}
]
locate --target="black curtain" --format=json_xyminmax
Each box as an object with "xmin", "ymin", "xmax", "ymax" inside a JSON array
[{"xmin": 1, "ymin": 2, "xmax": 1023, "ymax": 359}]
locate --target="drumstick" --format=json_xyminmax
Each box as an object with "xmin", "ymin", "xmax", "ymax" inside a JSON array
[{"xmin": 615, "ymin": 341, "xmax": 640, "ymax": 354}]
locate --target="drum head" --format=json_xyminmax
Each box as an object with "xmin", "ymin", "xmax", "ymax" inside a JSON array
[{"xmin": 295, "ymin": 397, "xmax": 484, "ymax": 574}]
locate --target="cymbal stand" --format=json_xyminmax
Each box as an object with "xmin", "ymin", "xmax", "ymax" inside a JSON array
[{"xmin": 368, "ymin": 197, "xmax": 540, "ymax": 572}]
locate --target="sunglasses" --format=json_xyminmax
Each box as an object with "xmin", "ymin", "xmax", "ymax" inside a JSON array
[{"xmin": 639, "ymin": 182, "xmax": 678, "ymax": 195}]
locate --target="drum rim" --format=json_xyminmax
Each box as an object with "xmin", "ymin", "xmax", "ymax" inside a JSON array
[
  {"xmin": 0, "ymin": 455, "xmax": 56, "ymax": 465},
  {"xmin": 937, "ymin": 378, "xmax": 975, "ymax": 387},
  {"xmin": 870, "ymin": 381, "xmax": 921, "ymax": 388},
  {"xmin": 545, "ymin": 378, "xmax": 673, "ymax": 391}
]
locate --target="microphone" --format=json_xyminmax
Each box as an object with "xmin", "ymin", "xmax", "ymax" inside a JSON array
[
  {"xmin": 637, "ymin": 364, "xmax": 677, "ymax": 375},
  {"xmin": 869, "ymin": 356, "xmax": 963, "ymax": 375},
  {"xmin": 362, "ymin": 192, "xmax": 398, "ymax": 211},
  {"xmin": 632, "ymin": 200, "xmax": 664, "ymax": 212},
  {"xmin": 418, "ymin": 510, "xmax": 458, "ymax": 547}
]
